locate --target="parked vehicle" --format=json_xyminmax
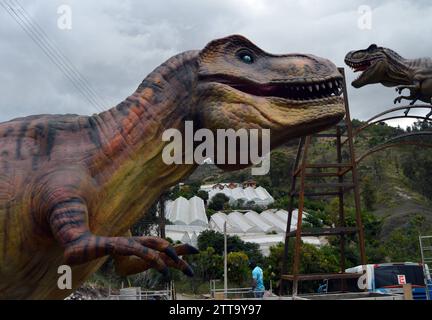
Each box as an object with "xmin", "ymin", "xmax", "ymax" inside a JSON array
[{"xmin": 318, "ymin": 262, "xmax": 432, "ymax": 300}]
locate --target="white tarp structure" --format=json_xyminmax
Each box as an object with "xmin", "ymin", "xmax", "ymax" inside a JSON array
[
  {"xmin": 209, "ymin": 212, "xmax": 242, "ymax": 233},
  {"xmin": 166, "ymin": 230, "xmax": 192, "ymax": 245},
  {"xmin": 168, "ymin": 197, "xmax": 190, "ymax": 225},
  {"xmin": 244, "ymin": 211, "xmax": 275, "ymax": 233},
  {"xmin": 207, "ymin": 186, "xmax": 274, "ymax": 207},
  {"xmin": 239, "ymin": 234, "xmax": 322, "ymax": 256},
  {"xmin": 227, "ymin": 211, "xmax": 261, "ymax": 233},
  {"xmin": 188, "ymin": 196, "xmax": 208, "ymax": 226},
  {"xmin": 166, "ymin": 196, "xmax": 208, "ymax": 226},
  {"xmin": 260, "ymin": 210, "xmax": 287, "ymax": 232}
]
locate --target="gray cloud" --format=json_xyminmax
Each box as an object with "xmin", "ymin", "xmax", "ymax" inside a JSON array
[{"xmin": 1, "ymin": 0, "xmax": 431, "ymax": 127}]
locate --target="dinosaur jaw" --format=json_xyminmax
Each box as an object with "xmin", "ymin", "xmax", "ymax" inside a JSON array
[
  {"xmin": 345, "ymin": 58, "xmax": 382, "ymax": 88},
  {"xmin": 196, "ymin": 78, "xmax": 345, "ymax": 143},
  {"xmin": 201, "ymin": 75, "xmax": 344, "ymax": 103}
]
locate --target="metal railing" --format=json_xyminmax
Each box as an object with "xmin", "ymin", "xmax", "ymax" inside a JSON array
[
  {"xmin": 107, "ymin": 282, "xmax": 176, "ymax": 300},
  {"xmin": 209, "ymin": 279, "xmax": 272, "ymax": 300}
]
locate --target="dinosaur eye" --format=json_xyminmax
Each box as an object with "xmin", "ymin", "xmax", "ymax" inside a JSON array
[{"xmin": 237, "ymin": 50, "xmax": 254, "ymax": 64}]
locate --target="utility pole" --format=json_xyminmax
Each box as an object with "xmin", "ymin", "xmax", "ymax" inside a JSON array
[{"xmin": 224, "ymin": 222, "xmax": 228, "ymax": 299}]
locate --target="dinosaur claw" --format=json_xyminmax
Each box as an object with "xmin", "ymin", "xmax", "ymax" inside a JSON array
[
  {"xmin": 183, "ymin": 265, "xmax": 194, "ymax": 277},
  {"xmin": 160, "ymin": 267, "xmax": 170, "ymax": 279},
  {"xmin": 165, "ymin": 246, "xmax": 180, "ymax": 263},
  {"xmin": 185, "ymin": 244, "xmax": 199, "ymax": 255}
]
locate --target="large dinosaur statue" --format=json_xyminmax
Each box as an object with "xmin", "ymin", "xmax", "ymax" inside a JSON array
[
  {"xmin": 345, "ymin": 44, "xmax": 432, "ymax": 105},
  {"xmin": 0, "ymin": 35, "xmax": 345, "ymax": 299}
]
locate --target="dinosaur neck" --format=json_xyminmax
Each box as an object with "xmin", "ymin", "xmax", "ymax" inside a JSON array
[
  {"xmin": 88, "ymin": 50, "xmax": 200, "ymax": 200},
  {"xmin": 383, "ymin": 50, "xmax": 415, "ymax": 85}
]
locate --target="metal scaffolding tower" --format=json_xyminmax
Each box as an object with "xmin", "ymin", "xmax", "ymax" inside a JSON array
[{"xmin": 280, "ymin": 68, "xmax": 367, "ymax": 296}]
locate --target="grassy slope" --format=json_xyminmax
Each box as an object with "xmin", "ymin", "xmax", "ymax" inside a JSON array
[{"xmin": 187, "ymin": 124, "xmax": 432, "ymax": 242}]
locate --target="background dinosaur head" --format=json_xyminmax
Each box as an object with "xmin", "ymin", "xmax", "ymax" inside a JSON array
[
  {"xmin": 345, "ymin": 44, "xmax": 404, "ymax": 88},
  {"xmin": 194, "ymin": 35, "xmax": 345, "ymax": 169}
]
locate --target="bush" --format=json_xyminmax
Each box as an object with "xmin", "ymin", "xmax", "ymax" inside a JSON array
[
  {"xmin": 197, "ymin": 230, "xmax": 264, "ymax": 265},
  {"xmin": 208, "ymin": 193, "xmax": 230, "ymax": 211},
  {"xmin": 197, "ymin": 190, "xmax": 209, "ymax": 203},
  {"xmin": 227, "ymin": 252, "xmax": 250, "ymax": 285},
  {"xmin": 185, "ymin": 247, "xmax": 223, "ymax": 281}
]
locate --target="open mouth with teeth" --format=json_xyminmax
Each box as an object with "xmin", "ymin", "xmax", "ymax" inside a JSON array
[
  {"xmin": 202, "ymin": 76, "xmax": 344, "ymax": 102},
  {"xmin": 345, "ymin": 58, "xmax": 381, "ymax": 87}
]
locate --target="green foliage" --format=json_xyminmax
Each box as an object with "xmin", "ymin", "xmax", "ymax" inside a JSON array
[
  {"xmin": 264, "ymin": 241, "xmax": 340, "ymax": 293},
  {"xmin": 381, "ymin": 214, "xmax": 432, "ymax": 262},
  {"xmin": 361, "ymin": 176, "xmax": 377, "ymax": 211},
  {"xmin": 401, "ymin": 149, "xmax": 432, "ymax": 200},
  {"xmin": 227, "ymin": 252, "xmax": 250, "ymax": 285},
  {"xmin": 208, "ymin": 193, "xmax": 230, "ymax": 211},
  {"xmin": 268, "ymin": 150, "xmax": 293, "ymax": 188},
  {"xmin": 185, "ymin": 247, "xmax": 224, "ymax": 281},
  {"xmin": 197, "ymin": 230, "xmax": 264, "ymax": 265},
  {"xmin": 196, "ymin": 190, "xmax": 209, "ymax": 203}
]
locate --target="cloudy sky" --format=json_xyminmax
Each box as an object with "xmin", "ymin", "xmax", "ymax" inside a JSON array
[{"xmin": 1, "ymin": 0, "xmax": 431, "ymax": 128}]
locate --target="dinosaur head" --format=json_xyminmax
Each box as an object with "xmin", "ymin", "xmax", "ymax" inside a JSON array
[
  {"xmin": 195, "ymin": 35, "xmax": 345, "ymax": 168},
  {"xmin": 345, "ymin": 44, "xmax": 400, "ymax": 88}
]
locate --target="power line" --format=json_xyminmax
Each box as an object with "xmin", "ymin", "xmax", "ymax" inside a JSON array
[
  {"xmin": 1, "ymin": 1, "xmax": 105, "ymax": 112},
  {"xmin": 9, "ymin": 0, "xmax": 108, "ymax": 110}
]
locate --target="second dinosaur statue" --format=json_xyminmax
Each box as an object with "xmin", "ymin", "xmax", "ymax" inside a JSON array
[{"xmin": 345, "ymin": 44, "xmax": 432, "ymax": 105}]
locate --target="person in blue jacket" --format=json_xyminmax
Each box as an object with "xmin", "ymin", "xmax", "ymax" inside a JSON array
[{"xmin": 250, "ymin": 260, "xmax": 265, "ymax": 298}]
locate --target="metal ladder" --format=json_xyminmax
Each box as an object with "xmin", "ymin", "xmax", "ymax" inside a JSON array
[{"xmin": 419, "ymin": 235, "xmax": 432, "ymax": 300}]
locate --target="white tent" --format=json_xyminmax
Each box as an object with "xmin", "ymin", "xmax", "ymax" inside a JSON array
[
  {"xmin": 168, "ymin": 197, "xmax": 190, "ymax": 225},
  {"xmin": 188, "ymin": 196, "xmax": 209, "ymax": 226},
  {"xmin": 166, "ymin": 230, "xmax": 192, "ymax": 245},
  {"xmin": 244, "ymin": 187, "xmax": 259, "ymax": 202},
  {"xmin": 166, "ymin": 196, "xmax": 208, "ymax": 226},
  {"xmin": 164, "ymin": 200, "xmax": 173, "ymax": 220},
  {"xmin": 231, "ymin": 188, "xmax": 247, "ymax": 204},
  {"xmin": 260, "ymin": 210, "xmax": 287, "ymax": 232},
  {"xmin": 165, "ymin": 225, "xmax": 207, "ymax": 233},
  {"xmin": 206, "ymin": 185, "xmax": 274, "ymax": 208},
  {"xmin": 227, "ymin": 211, "xmax": 261, "ymax": 233},
  {"xmin": 191, "ymin": 232, "xmax": 198, "ymax": 247},
  {"xmin": 244, "ymin": 211, "xmax": 275, "ymax": 233},
  {"xmin": 209, "ymin": 212, "xmax": 242, "ymax": 233}
]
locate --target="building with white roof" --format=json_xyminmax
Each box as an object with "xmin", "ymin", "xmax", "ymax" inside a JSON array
[
  {"xmin": 244, "ymin": 211, "xmax": 275, "ymax": 233},
  {"xmin": 227, "ymin": 211, "xmax": 261, "ymax": 233},
  {"xmin": 206, "ymin": 185, "xmax": 274, "ymax": 208},
  {"xmin": 209, "ymin": 212, "xmax": 242, "ymax": 233},
  {"xmin": 164, "ymin": 194, "xmax": 320, "ymax": 256},
  {"xmin": 165, "ymin": 196, "xmax": 208, "ymax": 226}
]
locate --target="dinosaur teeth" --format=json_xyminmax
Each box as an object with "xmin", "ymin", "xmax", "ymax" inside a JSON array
[{"xmin": 308, "ymin": 86, "xmax": 313, "ymax": 93}]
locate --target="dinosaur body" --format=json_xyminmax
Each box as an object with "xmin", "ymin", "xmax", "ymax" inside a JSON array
[
  {"xmin": 345, "ymin": 44, "xmax": 432, "ymax": 105},
  {"xmin": 0, "ymin": 35, "xmax": 345, "ymax": 299}
]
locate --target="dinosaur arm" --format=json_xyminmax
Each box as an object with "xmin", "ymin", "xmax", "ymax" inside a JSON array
[
  {"xmin": 113, "ymin": 241, "xmax": 197, "ymax": 277},
  {"xmin": 41, "ymin": 169, "xmax": 182, "ymax": 276}
]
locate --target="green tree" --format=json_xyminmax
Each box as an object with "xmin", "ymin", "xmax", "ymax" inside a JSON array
[
  {"xmin": 208, "ymin": 193, "xmax": 230, "ymax": 211},
  {"xmin": 197, "ymin": 190, "xmax": 209, "ymax": 204},
  {"xmin": 361, "ymin": 176, "xmax": 377, "ymax": 211},
  {"xmin": 185, "ymin": 247, "xmax": 223, "ymax": 281},
  {"xmin": 227, "ymin": 252, "xmax": 250, "ymax": 285},
  {"xmin": 197, "ymin": 230, "xmax": 264, "ymax": 264}
]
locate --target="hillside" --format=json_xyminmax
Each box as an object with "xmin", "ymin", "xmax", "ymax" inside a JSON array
[{"xmin": 186, "ymin": 119, "xmax": 432, "ymax": 261}]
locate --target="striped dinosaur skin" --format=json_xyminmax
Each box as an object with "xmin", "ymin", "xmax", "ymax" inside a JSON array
[
  {"xmin": 345, "ymin": 44, "xmax": 432, "ymax": 105},
  {"xmin": 0, "ymin": 35, "xmax": 345, "ymax": 299}
]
